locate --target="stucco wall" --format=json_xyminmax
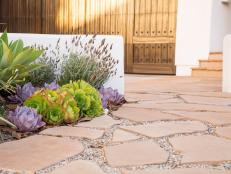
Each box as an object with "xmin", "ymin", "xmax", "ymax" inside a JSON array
[
  {"xmin": 175, "ymin": 0, "xmax": 213, "ymax": 76},
  {"xmin": 210, "ymin": 0, "xmax": 231, "ymax": 53},
  {"xmin": 223, "ymin": 35, "xmax": 231, "ymax": 93},
  {"xmin": 7, "ymin": 33, "xmax": 125, "ymax": 94}
]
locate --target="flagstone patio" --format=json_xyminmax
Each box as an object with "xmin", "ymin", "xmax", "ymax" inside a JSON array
[{"xmin": 0, "ymin": 75, "xmax": 231, "ymax": 174}]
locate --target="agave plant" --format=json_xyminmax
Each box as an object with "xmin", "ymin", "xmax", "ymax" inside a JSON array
[
  {"xmin": 8, "ymin": 106, "xmax": 45, "ymax": 132},
  {"xmin": 25, "ymin": 89, "xmax": 80, "ymax": 125},
  {"xmin": 8, "ymin": 82, "xmax": 37, "ymax": 104},
  {"xmin": 99, "ymin": 87, "xmax": 126, "ymax": 109},
  {"xmin": 0, "ymin": 31, "xmax": 44, "ymax": 94}
]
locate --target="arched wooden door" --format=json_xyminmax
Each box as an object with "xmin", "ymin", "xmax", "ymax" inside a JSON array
[{"xmin": 126, "ymin": 0, "xmax": 177, "ymax": 74}]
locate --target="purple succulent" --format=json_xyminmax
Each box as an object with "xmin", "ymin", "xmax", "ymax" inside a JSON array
[
  {"xmin": 8, "ymin": 106, "xmax": 46, "ymax": 132},
  {"xmin": 44, "ymin": 82, "xmax": 60, "ymax": 90},
  {"xmin": 99, "ymin": 87, "xmax": 125, "ymax": 108},
  {"xmin": 8, "ymin": 82, "xmax": 36, "ymax": 104}
]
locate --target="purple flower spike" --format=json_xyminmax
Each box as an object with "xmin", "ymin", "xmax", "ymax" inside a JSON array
[
  {"xmin": 44, "ymin": 82, "xmax": 60, "ymax": 90},
  {"xmin": 99, "ymin": 87, "xmax": 125, "ymax": 109},
  {"xmin": 8, "ymin": 82, "xmax": 36, "ymax": 104},
  {"xmin": 8, "ymin": 106, "xmax": 46, "ymax": 132}
]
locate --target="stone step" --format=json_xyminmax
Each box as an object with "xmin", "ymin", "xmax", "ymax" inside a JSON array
[
  {"xmin": 191, "ymin": 67, "xmax": 222, "ymax": 78},
  {"xmin": 209, "ymin": 52, "xmax": 223, "ymax": 60},
  {"xmin": 199, "ymin": 59, "xmax": 223, "ymax": 69}
]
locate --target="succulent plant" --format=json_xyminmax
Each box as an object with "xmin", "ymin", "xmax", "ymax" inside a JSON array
[
  {"xmin": 0, "ymin": 31, "xmax": 44, "ymax": 94},
  {"xmin": 7, "ymin": 106, "xmax": 45, "ymax": 132},
  {"xmin": 44, "ymin": 82, "xmax": 60, "ymax": 90},
  {"xmin": 99, "ymin": 87, "xmax": 125, "ymax": 109},
  {"xmin": 8, "ymin": 82, "xmax": 37, "ymax": 104},
  {"xmin": 24, "ymin": 89, "xmax": 79, "ymax": 125},
  {"xmin": 61, "ymin": 80, "xmax": 104, "ymax": 117}
]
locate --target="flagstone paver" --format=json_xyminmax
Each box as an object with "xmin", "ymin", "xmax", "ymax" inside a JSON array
[
  {"xmin": 216, "ymin": 126, "xmax": 231, "ymax": 139},
  {"xmin": 112, "ymin": 129, "xmax": 139, "ymax": 142},
  {"xmin": 0, "ymin": 135, "xmax": 84, "ymax": 172},
  {"xmin": 121, "ymin": 121, "xmax": 208, "ymax": 138},
  {"xmin": 40, "ymin": 126, "xmax": 104, "ymax": 139},
  {"xmin": 112, "ymin": 107, "xmax": 181, "ymax": 122},
  {"xmin": 1, "ymin": 75, "xmax": 231, "ymax": 174},
  {"xmin": 169, "ymin": 135, "xmax": 231, "ymax": 163},
  {"xmin": 124, "ymin": 102, "xmax": 231, "ymax": 112},
  {"xmin": 104, "ymin": 140, "xmax": 168, "ymax": 167},
  {"xmin": 122, "ymin": 168, "xmax": 230, "ymax": 174},
  {"xmin": 49, "ymin": 160, "xmax": 106, "ymax": 174},
  {"xmin": 76, "ymin": 115, "xmax": 121, "ymax": 129},
  {"xmin": 180, "ymin": 95, "xmax": 231, "ymax": 106},
  {"xmin": 166, "ymin": 111, "xmax": 231, "ymax": 125}
]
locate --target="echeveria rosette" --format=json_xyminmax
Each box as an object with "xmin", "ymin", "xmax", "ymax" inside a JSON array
[
  {"xmin": 99, "ymin": 87, "xmax": 125, "ymax": 109},
  {"xmin": 8, "ymin": 106, "xmax": 45, "ymax": 132},
  {"xmin": 44, "ymin": 82, "xmax": 60, "ymax": 90},
  {"xmin": 8, "ymin": 82, "xmax": 37, "ymax": 104},
  {"xmin": 61, "ymin": 80, "xmax": 104, "ymax": 118},
  {"xmin": 24, "ymin": 89, "xmax": 79, "ymax": 125}
]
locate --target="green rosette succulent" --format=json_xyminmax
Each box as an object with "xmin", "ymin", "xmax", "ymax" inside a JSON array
[
  {"xmin": 24, "ymin": 89, "xmax": 79, "ymax": 125},
  {"xmin": 61, "ymin": 80, "xmax": 104, "ymax": 117}
]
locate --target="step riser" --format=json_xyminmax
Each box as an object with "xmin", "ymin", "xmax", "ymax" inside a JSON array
[
  {"xmin": 192, "ymin": 70, "xmax": 222, "ymax": 78},
  {"xmin": 199, "ymin": 62, "xmax": 223, "ymax": 69},
  {"xmin": 209, "ymin": 54, "xmax": 223, "ymax": 60}
]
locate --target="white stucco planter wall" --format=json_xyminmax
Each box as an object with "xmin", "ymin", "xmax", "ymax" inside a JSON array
[
  {"xmin": 223, "ymin": 35, "xmax": 231, "ymax": 93},
  {"xmin": 175, "ymin": 0, "xmax": 213, "ymax": 76},
  {"xmin": 8, "ymin": 33, "xmax": 124, "ymax": 94}
]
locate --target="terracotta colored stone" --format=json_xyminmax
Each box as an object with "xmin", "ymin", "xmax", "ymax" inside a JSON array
[
  {"xmin": 112, "ymin": 107, "xmax": 180, "ymax": 122},
  {"xmin": 170, "ymin": 135, "xmax": 231, "ymax": 163},
  {"xmin": 180, "ymin": 95, "xmax": 231, "ymax": 106},
  {"xmin": 112, "ymin": 129, "xmax": 139, "ymax": 142},
  {"xmin": 50, "ymin": 160, "xmax": 105, "ymax": 174},
  {"xmin": 40, "ymin": 126, "xmax": 104, "ymax": 139},
  {"xmin": 166, "ymin": 111, "xmax": 231, "ymax": 125},
  {"xmin": 125, "ymin": 92, "xmax": 175, "ymax": 102},
  {"xmin": 121, "ymin": 121, "xmax": 207, "ymax": 138},
  {"xmin": 76, "ymin": 115, "xmax": 121, "ymax": 129},
  {"xmin": 216, "ymin": 126, "xmax": 231, "ymax": 139},
  {"xmin": 124, "ymin": 102, "xmax": 231, "ymax": 113},
  {"xmin": 122, "ymin": 168, "xmax": 230, "ymax": 174},
  {"xmin": 104, "ymin": 140, "xmax": 168, "ymax": 167},
  {"xmin": 0, "ymin": 135, "xmax": 84, "ymax": 172}
]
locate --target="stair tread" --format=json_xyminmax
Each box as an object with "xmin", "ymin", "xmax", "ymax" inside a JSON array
[
  {"xmin": 199, "ymin": 59, "xmax": 223, "ymax": 62},
  {"xmin": 192, "ymin": 67, "xmax": 222, "ymax": 71}
]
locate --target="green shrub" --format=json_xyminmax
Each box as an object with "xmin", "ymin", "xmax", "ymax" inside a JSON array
[
  {"xmin": 61, "ymin": 80, "xmax": 104, "ymax": 117},
  {"xmin": 26, "ymin": 56, "xmax": 57, "ymax": 87}
]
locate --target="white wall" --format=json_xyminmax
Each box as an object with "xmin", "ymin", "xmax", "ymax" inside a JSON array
[
  {"xmin": 223, "ymin": 35, "xmax": 231, "ymax": 93},
  {"xmin": 7, "ymin": 33, "xmax": 125, "ymax": 94},
  {"xmin": 210, "ymin": 0, "xmax": 231, "ymax": 53},
  {"xmin": 175, "ymin": 0, "xmax": 213, "ymax": 76}
]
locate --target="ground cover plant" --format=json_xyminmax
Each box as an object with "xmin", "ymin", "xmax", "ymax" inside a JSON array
[{"xmin": 0, "ymin": 32, "xmax": 125, "ymax": 143}]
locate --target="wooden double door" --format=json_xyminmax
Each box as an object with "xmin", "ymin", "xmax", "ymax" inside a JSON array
[
  {"xmin": 127, "ymin": 0, "xmax": 177, "ymax": 74},
  {"xmin": 0, "ymin": 0, "xmax": 178, "ymax": 74}
]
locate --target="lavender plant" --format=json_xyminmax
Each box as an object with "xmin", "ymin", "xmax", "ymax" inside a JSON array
[
  {"xmin": 99, "ymin": 87, "xmax": 126, "ymax": 109},
  {"xmin": 8, "ymin": 106, "xmax": 45, "ymax": 132},
  {"xmin": 58, "ymin": 35, "xmax": 118, "ymax": 89}
]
